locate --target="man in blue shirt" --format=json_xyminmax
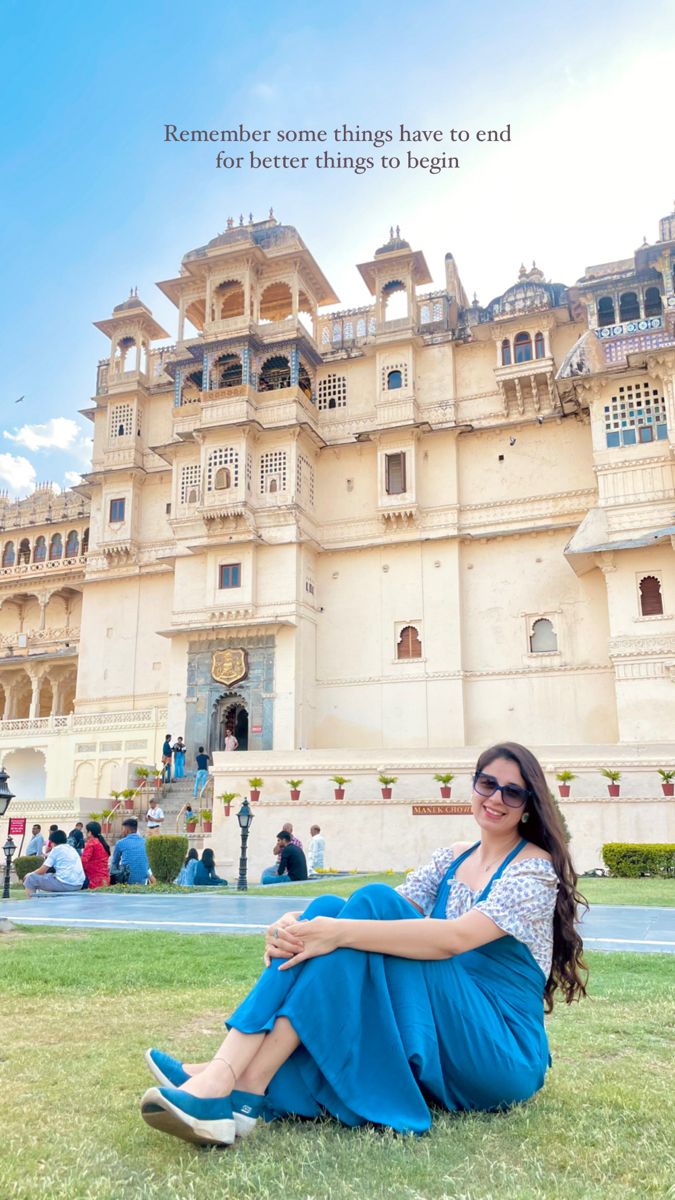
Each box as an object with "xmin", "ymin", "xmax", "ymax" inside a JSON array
[
  {"xmin": 26, "ymin": 824, "xmax": 44, "ymax": 857},
  {"xmin": 193, "ymin": 746, "xmax": 211, "ymax": 799},
  {"xmin": 110, "ymin": 818, "xmax": 156, "ymax": 885}
]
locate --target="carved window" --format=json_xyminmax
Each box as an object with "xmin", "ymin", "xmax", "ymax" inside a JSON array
[
  {"xmin": 420, "ymin": 304, "xmax": 430, "ymax": 324},
  {"xmin": 382, "ymin": 362, "xmax": 408, "ymax": 391},
  {"xmin": 357, "ymin": 318, "xmax": 366, "ymax": 337},
  {"xmin": 368, "ymin": 317, "xmax": 377, "ymax": 335},
  {"xmin": 258, "ymin": 355, "xmax": 290, "ymax": 391},
  {"xmin": 529, "ymin": 618, "xmax": 558, "ymax": 653},
  {"xmin": 387, "ymin": 369, "xmax": 402, "ymax": 390},
  {"xmin": 433, "ymin": 301, "xmax": 442, "ymax": 321},
  {"xmin": 33, "ymin": 536, "xmax": 47, "ymax": 563},
  {"xmin": 246, "ymin": 453, "xmax": 252, "ymax": 493},
  {"xmin": 260, "ymin": 450, "xmax": 287, "ymax": 493},
  {"xmin": 534, "ymin": 332, "xmax": 545, "ymax": 359},
  {"xmin": 597, "ymin": 296, "xmax": 615, "ymax": 327},
  {"xmin": 206, "ymin": 447, "xmax": 239, "ymax": 491},
  {"xmin": 110, "ymin": 403, "xmax": 135, "ymax": 438},
  {"xmin": 501, "ymin": 339, "xmax": 511, "ymax": 366},
  {"xmin": 82, "ymin": 527, "xmax": 89, "ymax": 553},
  {"xmin": 2, "ymin": 540, "xmax": 15, "ymax": 567},
  {"xmin": 332, "ymin": 322, "xmax": 342, "ymax": 343},
  {"xmin": 49, "ymin": 533, "xmax": 63, "ymax": 561},
  {"xmin": 296, "ymin": 454, "xmax": 315, "ymax": 507},
  {"xmin": 385, "ymin": 452, "xmax": 407, "ymax": 495},
  {"xmin": 321, "ymin": 325, "xmax": 330, "ymax": 344},
  {"xmin": 219, "ymin": 562, "xmax": 241, "ymax": 589},
  {"xmin": 344, "ymin": 320, "xmax": 354, "ymax": 340},
  {"xmin": 108, "ymin": 500, "xmax": 124, "ymax": 525},
  {"xmin": 397, "ymin": 625, "xmax": 422, "ymax": 659},
  {"xmin": 180, "ymin": 463, "xmax": 202, "ymax": 504},
  {"xmin": 639, "ymin": 575, "xmax": 663, "ymax": 616},
  {"xmin": 65, "ymin": 529, "xmax": 80, "ymax": 554},
  {"xmin": 317, "ymin": 374, "xmax": 347, "ymax": 411},
  {"xmin": 619, "ymin": 291, "xmax": 640, "ymax": 322},
  {"xmin": 604, "ymin": 381, "xmax": 667, "ymax": 448},
  {"xmin": 18, "ymin": 538, "xmax": 31, "ymax": 564},
  {"xmin": 644, "ymin": 287, "xmax": 662, "ymax": 318},
  {"xmin": 514, "ymin": 332, "xmax": 532, "ymax": 363}
]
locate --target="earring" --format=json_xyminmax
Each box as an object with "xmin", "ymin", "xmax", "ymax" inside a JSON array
[{"xmin": 521, "ymin": 812, "xmax": 530, "ymax": 824}]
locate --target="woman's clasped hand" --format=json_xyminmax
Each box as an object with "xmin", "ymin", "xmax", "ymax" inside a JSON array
[{"xmin": 265, "ymin": 914, "xmax": 343, "ymax": 969}]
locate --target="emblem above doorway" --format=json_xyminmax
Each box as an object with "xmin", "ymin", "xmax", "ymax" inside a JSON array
[{"xmin": 211, "ymin": 648, "xmax": 248, "ymax": 687}]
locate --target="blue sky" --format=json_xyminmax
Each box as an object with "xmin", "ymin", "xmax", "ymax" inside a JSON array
[{"xmin": 2, "ymin": 0, "xmax": 674, "ymax": 496}]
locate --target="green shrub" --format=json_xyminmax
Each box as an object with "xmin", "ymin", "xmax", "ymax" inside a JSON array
[
  {"xmin": 602, "ymin": 843, "xmax": 675, "ymax": 877},
  {"xmin": 146, "ymin": 835, "xmax": 188, "ymax": 883},
  {"xmin": 550, "ymin": 793, "xmax": 571, "ymax": 844},
  {"xmin": 14, "ymin": 855, "xmax": 45, "ymax": 881}
]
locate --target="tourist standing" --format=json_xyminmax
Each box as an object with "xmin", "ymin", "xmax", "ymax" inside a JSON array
[
  {"xmin": 193, "ymin": 746, "xmax": 211, "ymax": 799},
  {"xmin": 145, "ymin": 800, "xmax": 165, "ymax": 835},
  {"xmin": 308, "ymin": 825, "xmax": 326, "ymax": 874},
  {"xmin": 26, "ymin": 824, "xmax": 44, "ymax": 857},
  {"xmin": 224, "ymin": 730, "xmax": 239, "ymax": 752},
  {"xmin": 172, "ymin": 737, "xmax": 186, "ymax": 779},
  {"xmin": 161, "ymin": 734, "xmax": 173, "ymax": 784}
]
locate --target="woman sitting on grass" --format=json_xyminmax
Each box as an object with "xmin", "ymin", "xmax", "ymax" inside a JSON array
[
  {"xmin": 193, "ymin": 848, "xmax": 228, "ymax": 887},
  {"xmin": 176, "ymin": 848, "xmax": 199, "ymax": 887},
  {"xmin": 81, "ymin": 820, "xmax": 110, "ymax": 890},
  {"xmin": 141, "ymin": 741, "xmax": 587, "ymax": 1147}
]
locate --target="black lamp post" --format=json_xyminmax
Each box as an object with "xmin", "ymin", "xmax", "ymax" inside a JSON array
[
  {"xmin": 236, "ymin": 798, "xmax": 254, "ymax": 891},
  {"xmin": 0, "ymin": 767, "xmax": 16, "ymax": 900}
]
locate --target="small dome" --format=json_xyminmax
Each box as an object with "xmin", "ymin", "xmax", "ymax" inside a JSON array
[
  {"xmin": 375, "ymin": 226, "xmax": 411, "ymax": 256},
  {"xmin": 113, "ymin": 288, "xmax": 150, "ymax": 314}
]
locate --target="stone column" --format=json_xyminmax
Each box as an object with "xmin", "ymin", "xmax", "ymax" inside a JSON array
[{"xmin": 28, "ymin": 670, "xmax": 42, "ymax": 718}]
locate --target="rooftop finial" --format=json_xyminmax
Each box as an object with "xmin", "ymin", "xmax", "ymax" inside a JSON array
[
  {"xmin": 389, "ymin": 225, "xmax": 394, "ymax": 240},
  {"xmin": 395, "ymin": 225, "xmax": 400, "ymax": 239},
  {"xmin": 239, "ymin": 213, "xmax": 244, "ymax": 226},
  {"xmin": 226, "ymin": 216, "xmax": 234, "ymax": 228},
  {"xmin": 249, "ymin": 211, "xmax": 253, "ymax": 223},
  {"xmin": 269, "ymin": 206, "xmax": 274, "ymax": 219},
  {"xmin": 518, "ymin": 263, "xmax": 527, "ymax": 280}
]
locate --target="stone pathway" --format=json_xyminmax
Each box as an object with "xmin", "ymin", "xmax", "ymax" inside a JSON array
[{"xmin": 0, "ymin": 893, "xmax": 673, "ymax": 953}]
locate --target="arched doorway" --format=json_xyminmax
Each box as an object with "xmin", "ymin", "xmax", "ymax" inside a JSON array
[{"xmin": 210, "ymin": 693, "xmax": 249, "ymax": 751}]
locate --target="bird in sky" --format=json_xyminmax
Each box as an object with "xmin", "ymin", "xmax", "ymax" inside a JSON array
[{"xmin": 15, "ymin": 395, "xmax": 24, "ymax": 403}]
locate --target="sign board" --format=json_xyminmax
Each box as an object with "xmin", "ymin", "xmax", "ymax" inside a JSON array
[
  {"xmin": 211, "ymin": 648, "xmax": 248, "ymax": 687},
  {"xmin": 412, "ymin": 805, "xmax": 473, "ymax": 816},
  {"xmin": 8, "ymin": 817, "xmax": 27, "ymax": 836},
  {"xmin": 250, "ymin": 725, "xmax": 263, "ymax": 734}
]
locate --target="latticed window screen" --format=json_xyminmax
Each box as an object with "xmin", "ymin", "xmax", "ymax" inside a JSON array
[
  {"xmin": 110, "ymin": 403, "xmax": 135, "ymax": 438},
  {"xmin": 381, "ymin": 362, "xmax": 408, "ymax": 390},
  {"xmin": 317, "ymin": 374, "xmax": 347, "ymax": 411},
  {"xmin": 206, "ymin": 447, "xmax": 239, "ymax": 491},
  {"xmin": 260, "ymin": 450, "xmax": 287, "ymax": 492},
  {"xmin": 604, "ymin": 381, "xmax": 667, "ymax": 448},
  {"xmin": 639, "ymin": 575, "xmax": 664, "ymax": 616},
  {"xmin": 397, "ymin": 626, "xmax": 422, "ymax": 659},
  {"xmin": 180, "ymin": 464, "xmax": 201, "ymax": 504},
  {"xmin": 296, "ymin": 455, "xmax": 315, "ymax": 506},
  {"xmin": 246, "ymin": 454, "xmax": 252, "ymax": 492}
]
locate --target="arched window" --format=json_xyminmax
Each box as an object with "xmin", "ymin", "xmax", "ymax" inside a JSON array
[
  {"xmin": 534, "ymin": 332, "xmax": 545, "ymax": 359},
  {"xmin": 501, "ymin": 339, "xmax": 511, "ymax": 366},
  {"xmin": 514, "ymin": 332, "xmax": 533, "ymax": 363},
  {"xmin": 387, "ymin": 369, "xmax": 402, "ymax": 390},
  {"xmin": 212, "ymin": 353, "xmax": 243, "ymax": 390},
  {"xmin": 597, "ymin": 296, "xmax": 615, "ymax": 327},
  {"xmin": 1, "ymin": 541, "xmax": 15, "ymax": 567},
  {"xmin": 258, "ymin": 355, "xmax": 291, "ymax": 392},
  {"xmin": 65, "ymin": 530, "xmax": 79, "ymax": 557},
  {"xmin": 619, "ymin": 291, "xmax": 640, "ymax": 322},
  {"xmin": 639, "ymin": 575, "xmax": 663, "ymax": 616},
  {"xmin": 214, "ymin": 466, "xmax": 232, "ymax": 490},
  {"xmin": 356, "ymin": 318, "xmax": 366, "ymax": 337},
  {"xmin": 420, "ymin": 305, "xmax": 430, "ymax": 324},
  {"xmin": 321, "ymin": 325, "xmax": 330, "ymax": 344},
  {"xmin": 82, "ymin": 527, "xmax": 89, "ymax": 554},
  {"xmin": 344, "ymin": 320, "xmax": 354, "ymax": 341},
  {"xmin": 49, "ymin": 533, "xmax": 63, "ymax": 560},
  {"xmin": 18, "ymin": 538, "xmax": 31, "ymax": 564},
  {"xmin": 397, "ymin": 625, "xmax": 422, "ymax": 659},
  {"xmin": 644, "ymin": 287, "xmax": 662, "ymax": 317},
  {"xmin": 268, "ymin": 478, "xmax": 278, "ymax": 493},
  {"xmin": 529, "ymin": 618, "xmax": 558, "ymax": 653},
  {"xmin": 33, "ymin": 536, "xmax": 47, "ymax": 563}
]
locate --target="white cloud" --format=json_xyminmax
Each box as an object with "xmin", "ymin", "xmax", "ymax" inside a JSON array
[
  {"xmin": 250, "ymin": 82, "xmax": 276, "ymax": 100},
  {"xmin": 0, "ymin": 453, "xmax": 37, "ymax": 497},
  {"xmin": 64, "ymin": 471, "xmax": 83, "ymax": 488},
  {"xmin": 4, "ymin": 417, "xmax": 82, "ymax": 453}
]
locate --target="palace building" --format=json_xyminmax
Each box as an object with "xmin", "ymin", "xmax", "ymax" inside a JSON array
[{"xmin": 1, "ymin": 207, "xmax": 674, "ymax": 873}]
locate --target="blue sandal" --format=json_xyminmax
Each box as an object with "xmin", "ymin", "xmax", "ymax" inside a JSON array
[
  {"xmin": 145, "ymin": 1049, "xmax": 264, "ymax": 1137},
  {"xmin": 140, "ymin": 1086, "xmax": 236, "ymax": 1147}
]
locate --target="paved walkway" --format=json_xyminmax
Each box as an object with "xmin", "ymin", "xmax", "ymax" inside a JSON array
[{"xmin": 0, "ymin": 893, "xmax": 673, "ymax": 953}]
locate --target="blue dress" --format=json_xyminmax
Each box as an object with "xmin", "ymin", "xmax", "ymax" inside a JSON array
[{"xmin": 228, "ymin": 840, "xmax": 551, "ymax": 1134}]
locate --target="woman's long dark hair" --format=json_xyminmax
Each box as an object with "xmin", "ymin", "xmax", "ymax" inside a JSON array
[
  {"xmin": 85, "ymin": 820, "xmax": 110, "ymax": 856},
  {"xmin": 201, "ymin": 848, "xmax": 215, "ymax": 870},
  {"xmin": 476, "ymin": 742, "xmax": 588, "ymax": 1012},
  {"xmin": 184, "ymin": 847, "xmax": 198, "ymax": 868}
]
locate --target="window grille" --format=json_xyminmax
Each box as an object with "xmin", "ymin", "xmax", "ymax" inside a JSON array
[
  {"xmin": 317, "ymin": 374, "xmax": 347, "ymax": 411},
  {"xmin": 180, "ymin": 464, "xmax": 201, "ymax": 504},
  {"xmin": 381, "ymin": 362, "xmax": 408, "ymax": 390},
  {"xmin": 260, "ymin": 450, "xmax": 287, "ymax": 492},
  {"xmin": 206, "ymin": 447, "xmax": 239, "ymax": 491},
  {"xmin": 357, "ymin": 318, "xmax": 366, "ymax": 337},
  {"xmin": 603, "ymin": 381, "xmax": 667, "ymax": 448},
  {"xmin": 110, "ymin": 403, "xmax": 135, "ymax": 438},
  {"xmin": 296, "ymin": 455, "xmax": 315, "ymax": 506},
  {"xmin": 246, "ymin": 453, "xmax": 252, "ymax": 492}
]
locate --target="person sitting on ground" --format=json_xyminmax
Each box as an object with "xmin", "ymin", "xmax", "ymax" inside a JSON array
[
  {"xmin": 67, "ymin": 822, "xmax": 85, "ymax": 854},
  {"xmin": 26, "ymin": 824, "xmax": 44, "ymax": 858},
  {"xmin": 276, "ymin": 830, "xmax": 308, "ymax": 883},
  {"xmin": 81, "ymin": 821, "xmax": 111, "ymax": 890},
  {"xmin": 307, "ymin": 825, "xmax": 325, "ymax": 875},
  {"xmin": 110, "ymin": 818, "xmax": 156, "ymax": 886},
  {"xmin": 176, "ymin": 848, "xmax": 199, "ymax": 887},
  {"xmin": 23, "ymin": 830, "xmax": 86, "ymax": 897},
  {"xmin": 193, "ymin": 848, "xmax": 228, "ymax": 887},
  {"xmin": 140, "ymin": 741, "xmax": 587, "ymax": 1149}
]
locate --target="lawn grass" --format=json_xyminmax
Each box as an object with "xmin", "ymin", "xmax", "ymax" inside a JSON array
[{"xmin": 1, "ymin": 929, "xmax": 673, "ymax": 1200}]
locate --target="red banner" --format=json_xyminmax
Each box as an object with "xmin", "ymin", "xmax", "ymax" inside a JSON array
[{"xmin": 8, "ymin": 817, "xmax": 27, "ymax": 836}]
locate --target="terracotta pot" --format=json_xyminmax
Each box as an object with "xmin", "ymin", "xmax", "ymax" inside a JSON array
[
  {"xmin": 102, "ymin": 822, "xmax": 112, "ymax": 834},
  {"xmin": 558, "ymin": 784, "xmax": 571, "ymax": 798},
  {"xmin": 661, "ymin": 782, "xmax": 674, "ymax": 797},
  {"xmin": 124, "ymin": 798, "xmax": 135, "ymax": 810},
  {"xmin": 439, "ymin": 786, "xmax": 452, "ymax": 799},
  {"xmin": 290, "ymin": 789, "xmax": 301, "ymax": 801},
  {"xmin": 381, "ymin": 787, "xmax": 392, "ymax": 799},
  {"xmin": 607, "ymin": 784, "xmax": 620, "ymax": 797},
  {"xmin": 334, "ymin": 787, "xmax": 345, "ymax": 800},
  {"xmin": 202, "ymin": 819, "xmax": 213, "ymax": 833},
  {"xmin": 186, "ymin": 820, "xmax": 198, "ymax": 833},
  {"xmin": 250, "ymin": 789, "xmax": 260, "ymax": 803},
  {"xmin": 223, "ymin": 805, "xmax": 231, "ymax": 817}
]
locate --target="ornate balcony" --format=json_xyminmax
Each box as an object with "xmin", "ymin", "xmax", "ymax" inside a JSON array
[{"xmin": 0, "ymin": 555, "xmax": 87, "ymax": 581}]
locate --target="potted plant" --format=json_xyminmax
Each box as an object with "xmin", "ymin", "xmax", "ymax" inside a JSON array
[
  {"xmin": 186, "ymin": 813, "xmax": 198, "ymax": 833},
  {"xmin": 220, "ymin": 791, "xmax": 240, "ymax": 817},
  {"xmin": 378, "ymin": 773, "xmax": 397, "ymax": 800},
  {"xmin": 89, "ymin": 811, "xmax": 103, "ymax": 822},
  {"xmin": 109, "ymin": 790, "xmax": 121, "ymax": 811},
  {"xmin": 200, "ymin": 808, "xmax": 213, "ymax": 833},
  {"xmin": 433, "ymin": 772, "xmax": 455, "ymax": 799},
  {"xmin": 248, "ymin": 777, "xmax": 263, "ymax": 803},
  {"xmin": 556, "ymin": 770, "xmax": 576, "ymax": 799},
  {"xmin": 152, "ymin": 768, "xmax": 164, "ymax": 790},
  {"xmin": 135, "ymin": 766, "xmax": 150, "ymax": 789},
  {"xmin": 121, "ymin": 788, "xmax": 136, "ymax": 811},
  {"xmin": 101, "ymin": 808, "xmax": 114, "ymax": 834},
  {"xmin": 287, "ymin": 779, "xmax": 303, "ymax": 801},
  {"xmin": 601, "ymin": 768, "xmax": 621, "ymax": 797},
  {"xmin": 331, "ymin": 775, "xmax": 351, "ymax": 800},
  {"xmin": 658, "ymin": 769, "xmax": 675, "ymax": 797}
]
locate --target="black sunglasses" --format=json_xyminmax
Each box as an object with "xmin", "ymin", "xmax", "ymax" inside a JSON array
[{"xmin": 473, "ymin": 772, "xmax": 530, "ymax": 809}]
